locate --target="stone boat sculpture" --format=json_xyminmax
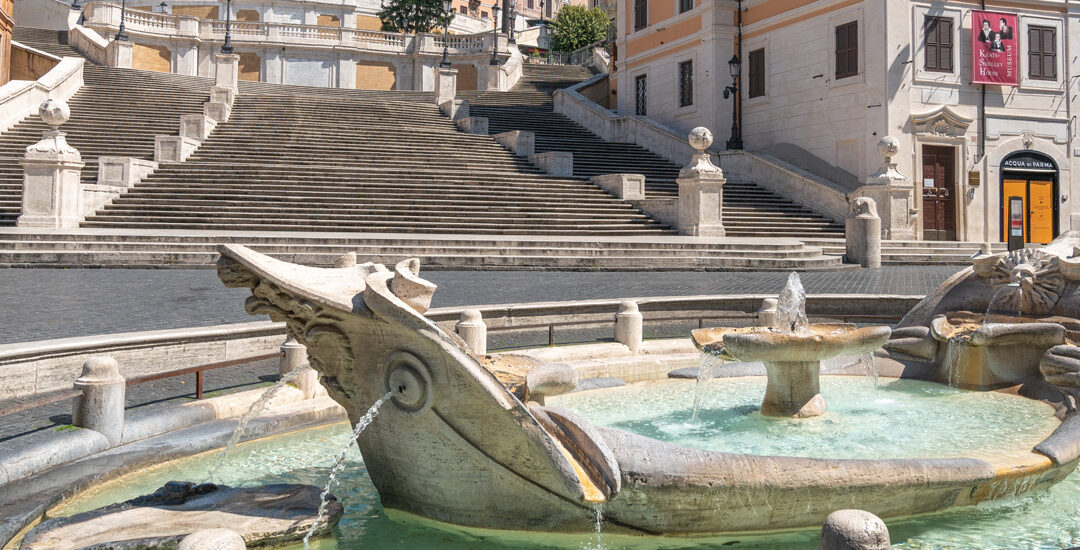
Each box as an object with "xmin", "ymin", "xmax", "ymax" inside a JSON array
[{"xmin": 218, "ymin": 245, "xmax": 1080, "ymax": 534}]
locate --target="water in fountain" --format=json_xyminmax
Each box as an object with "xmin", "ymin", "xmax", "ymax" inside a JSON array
[
  {"xmin": 585, "ymin": 502, "xmax": 605, "ymax": 550},
  {"xmin": 206, "ymin": 364, "xmax": 313, "ymax": 482},
  {"xmin": 858, "ymin": 353, "xmax": 879, "ymax": 389},
  {"xmin": 303, "ymin": 392, "xmax": 393, "ymax": 550},
  {"xmin": 984, "ymin": 282, "xmax": 1023, "ymax": 324},
  {"xmin": 776, "ymin": 272, "xmax": 809, "ymax": 336},
  {"xmin": 690, "ymin": 351, "xmax": 723, "ymax": 422}
]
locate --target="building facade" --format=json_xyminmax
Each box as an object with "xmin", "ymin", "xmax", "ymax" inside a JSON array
[
  {"xmin": 614, "ymin": 0, "xmax": 1080, "ymax": 245},
  {"xmin": 1, "ymin": 0, "xmax": 13, "ymax": 85}
]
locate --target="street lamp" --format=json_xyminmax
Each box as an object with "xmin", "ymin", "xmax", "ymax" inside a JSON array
[
  {"xmin": 489, "ymin": 4, "xmax": 500, "ymax": 65},
  {"xmin": 221, "ymin": 0, "xmax": 234, "ymax": 54},
  {"xmin": 70, "ymin": 0, "xmax": 82, "ymax": 11},
  {"xmin": 722, "ymin": 54, "xmax": 743, "ymax": 150},
  {"xmin": 507, "ymin": 1, "xmax": 516, "ymax": 44},
  {"xmin": 439, "ymin": 0, "xmax": 452, "ymax": 68},
  {"xmin": 153, "ymin": 2, "xmax": 168, "ymax": 13},
  {"xmin": 116, "ymin": 0, "xmax": 129, "ymax": 40}
]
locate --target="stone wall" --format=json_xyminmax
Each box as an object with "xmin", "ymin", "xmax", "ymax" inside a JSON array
[
  {"xmin": 9, "ymin": 42, "xmax": 58, "ymax": 81},
  {"xmin": 0, "ymin": 0, "xmax": 12, "ymax": 86},
  {"xmin": 238, "ymin": 52, "xmax": 260, "ymax": 82},
  {"xmin": 355, "ymin": 60, "xmax": 395, "ymax": 90},
  {"xmin": 132, "ymin": 42, "xmax": 171, "ymax": 73}
]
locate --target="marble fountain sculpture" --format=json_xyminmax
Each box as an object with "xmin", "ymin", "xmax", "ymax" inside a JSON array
[
  {"xmin": 691, "ymin": 273, "xmax": 891, "ymax": 417},
  {"xmin": 216, "ymin": 244, "xmax": 1080, "ymax": 535}
]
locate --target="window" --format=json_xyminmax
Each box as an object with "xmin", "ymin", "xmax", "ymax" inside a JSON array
[
  {"xmin": 1028, "ymin": 25, "xmax": 1057, "ymax": 80},
  {"xmin": 924, "ymin": 16, "xmax": 953, "ymax": 72},
  {"xmin": 459, "ymin": 6, "xmax": 467, "ymax": 13},
  {"xmin": 678, "ymin": 0, "xmax": 692, "ymax": 15},
  {"xmin": 748, "ymin": 48, "xmax": 765, "ymax": 98},
  {"xmin": 634, "ymin": 0, "xmax": 647, "ymax": 31},
  {"xmin": 481, "ymin": 10, "xmax": 487, "ymax": 17},
  {"xmin": 835, "ymin": 21, "xmax": 858, "ymax": 79},
  {"xmin": 527, "ymin": 0, "xmax": 533, "ymax": 10},
  {"xmin": 635, "ymin": 75, "xmax": 647, "ymax": 116},
  {"xmin": 678, "ymin": 60, "xmax": 693, "ymax": 107},
  {"xmin": 545, "ymin": 0, "xmax": 551, "ymax": 18}
]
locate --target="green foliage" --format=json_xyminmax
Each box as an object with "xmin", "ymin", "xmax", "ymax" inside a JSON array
[
  {"xmin": 549, "ymin": 6, "xmax": 611, "ymax": 52},
  {"xmin": 379, "ymin": 0, "xmax": 453, "ymax": 33}
]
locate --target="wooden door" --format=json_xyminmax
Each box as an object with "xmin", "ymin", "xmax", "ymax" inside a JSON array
[
  {"xmin": 1029, "ymin": 180, "xmax": 1054, "ymax": 244},
  {"xmin": 922, "ymin": 146, "xmax": 957, "ymax": 240}
]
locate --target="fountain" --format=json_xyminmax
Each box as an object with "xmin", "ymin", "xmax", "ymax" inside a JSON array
[
  {"xmin": 690, "ymin": 273, "xmax": 891, "ymax": 417},
  {"xmin": 200, "ymin": 244, "xmax": 1080, "ymax": 536}
]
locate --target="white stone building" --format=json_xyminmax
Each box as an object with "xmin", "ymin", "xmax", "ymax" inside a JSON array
[{"xmin": 613, "ymin": 0, "xmax": 1080, "ymax": 245}]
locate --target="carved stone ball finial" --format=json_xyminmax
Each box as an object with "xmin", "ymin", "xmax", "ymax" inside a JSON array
[
  {"xmin": 688, "ymin": 127, "xmax": 713, "ymax": 153},
  {"xmin": 39, "ymin": 99, "xmax": 70, "ymax": 130},
  {"xmin": 877, "ymin": 136, "xmax": 899, "ymax": 163}
]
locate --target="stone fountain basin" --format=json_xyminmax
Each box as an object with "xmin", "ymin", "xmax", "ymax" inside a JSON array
[
  {"xmin": 930, "ymin": 313, "xmax": 1067, "ymax": 347},
  {"xmin": 691, "ymin": 324, "xmax": 891, "ymax": 362},
  {"xmin": 930, "ymin": 313, "xmax": 1067, "ymax": 388}
]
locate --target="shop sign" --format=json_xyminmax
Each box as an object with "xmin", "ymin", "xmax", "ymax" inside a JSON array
[
  {"xmin": 1003, "ymin": 152, "xmax": 1056, "ymax": 172},
  {"xmin": 972, "ymin": 10, "xmax": 1019, "ymax": 86}
]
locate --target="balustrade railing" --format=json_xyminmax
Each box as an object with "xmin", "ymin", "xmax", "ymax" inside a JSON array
[{"xmin": 124, "ymin": 9, "xmax": 179, "ymax": 31}]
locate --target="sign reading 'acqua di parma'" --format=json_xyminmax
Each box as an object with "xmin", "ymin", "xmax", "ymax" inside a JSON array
[{"xmin": 972, "ymin": 10, "xmax": 1019, "ymax": 86}]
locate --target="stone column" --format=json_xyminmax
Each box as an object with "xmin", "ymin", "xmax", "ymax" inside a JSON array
[
  {"xmin": 676, "ymin": 127, "xmax": 726, "ymax": 237},
  {"xmin": 281, "ymin": 337, "xmax": 319, "ymax": 399},
  {"xmin": 435, "ymin": 67, "xmax": 458, "ymax": 105},
  {"xmin": 456, "ymin": 309, "xmax": 487, "ymax": 355},
  {"xmin": 72, "ymin": 356, "xmax": 126, "ymax": 446},
  {"xmin": 758, "ymin": 298, "xmax": 779, "ymax": 329},
  {"xmin": 215, "ymin": 53, "xmax": 241, "ymax": 92},
  {"xmin": 614, "ymin": 301, "xmax": 643, "ymax": 354},
  {"xmin": 18, "ymin": 99, "xmax": 84, "ymax": 229},
  {"xmin": 849, "ymin": 136, "xmax": 917, "ymax": 240},
  {"xmin": 846, "ymin": 197, "xmax": 882, "ymax": 268}
]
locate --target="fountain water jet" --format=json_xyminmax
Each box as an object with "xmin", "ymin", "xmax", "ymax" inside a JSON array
[
  {"xmin": 304, "ymin": 392, "xmax": 392, "ymax": 550},
  {"xmin": 692, "ymin": 273, "xmax": 891, "ymax": 418}
]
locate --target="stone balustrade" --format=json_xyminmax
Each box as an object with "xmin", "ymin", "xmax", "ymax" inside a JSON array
[{"xmin": 81, "ymin": 1, "xmax": 508, "ymax": 57}]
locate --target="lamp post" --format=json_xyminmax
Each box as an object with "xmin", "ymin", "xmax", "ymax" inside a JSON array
[
  {"xmin": 722, "ymin": 54, "xmax": 743, "ymax": 150},
  {"xmin": 153, "ymin": 2, "xmax": 168, "ymax": 13},
  {"xmin": 116, "ymin": 0, "xmax": 129, "ymax": 41},
  {"xmin": 507, "ymin": 2, "xmax": 516, "ymax": 44},
  {"xmin": 439, "ymin": 0, "xmax": 452, "ymax": 68},
  {"xmin": 539, "ymin": 0, "xmax": 544, "ymax": 24},
  {"xmin": 489, "ymin": 4, "xmax": 500, "ymax": 65},
  {"xmin": 71, "ymin": 0, "xmax": 81, "ymax": 10},
  {"xmin": 221, "ymin": 0, "xmax": 234, "ymax": 54}
]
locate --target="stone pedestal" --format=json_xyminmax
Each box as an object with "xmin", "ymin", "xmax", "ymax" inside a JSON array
[
  {"xmin": 530, "ymin": 152, "xmax": 573, "ymax": 176},
  {"xmin": 614, "ymin": 301, "xmax": 643, "ymax": 354},
  {"xmin": 440, "ymin": 99, "xmax": 469, "ymax": 120},
  {"xmin": 72, "ymin": 356, "xmax": 126, "ymax": 445},
  {"xmin": 762, "ymin": 360, "xmax": 826, "ymax": 418},
  {"xmin": 846, "ymin": 197, "xmax": 882, "ymax": 268},
  {"xmin": 850, "ymin": 137, "xmax": 917, "ymax": 240},
  {"xmin": 154, "ymin": 135, "xmax": 200, "ymax": 163},
  {"xmin": 676, "ymin": 127, "xmax": 725, "ymax": 237},
  {"xmin": 435, "ymin": 67, "xmax": 458, "ymax": 106},
  {"xmin": 592, "ymin": 174, "xmax": 645, "ymax": 200},
  {"xmin": 19, "ymin": 101, "xmax": 85, "ymax": 229},
  {"xmin": 758, "ymin": 298, "xmax": 779, "ymax": 328},
  {"xmin": 455, "ymin": 309, "xmax": 487, "ymax": 355},
  {"xmin": 106, "ymin": 40, "xmax": 132, "ymax": 69},
  {"xmin": 180, "ymin": 114, "xmax": 217, "ymax": 140},
  {"xmin": 455, "ymin": 116, "xmax": 488, "ymax": 135},
  {"xmin": 214, "ymin": 53, "xmax": 240, "ymax": 92},
  {"xmin": 494, "ymin": 130, "xmax": 534, "ymax": 156}
]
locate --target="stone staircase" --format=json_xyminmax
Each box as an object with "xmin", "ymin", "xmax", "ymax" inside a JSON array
[
  {"xmin": 805, "ymin": 238, "xmax": 1009, "ymax": 265},
  {"xmin": 459, "ymin": 65, "xmax": 848, "ymax": 240},
  {"xmin": 0, "ymin": 28, "xmax": 212, "ymax": 225}
]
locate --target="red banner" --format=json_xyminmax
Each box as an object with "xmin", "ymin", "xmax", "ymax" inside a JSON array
[{"xmin": 972, "ymin": 10, "xmax": 1019, "ymax": 86}]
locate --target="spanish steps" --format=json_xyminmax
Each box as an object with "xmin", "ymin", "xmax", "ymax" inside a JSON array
[{"xmin": 0, "ymin": 28, "xmax": 1000, "ymax": 267}]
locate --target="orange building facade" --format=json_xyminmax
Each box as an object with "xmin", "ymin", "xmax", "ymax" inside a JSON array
[{"xmin": 0, "ymin": 0, "xmax": 14, "ymax": 86}]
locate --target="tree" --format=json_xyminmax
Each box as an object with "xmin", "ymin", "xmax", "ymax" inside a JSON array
[
  {"xmin": 549, "ymin": 6, "xmax": 611, "ymax": 52},
  {"xmin": 379, "ymin": 0, "xmax": 452, "ymax": 34}
]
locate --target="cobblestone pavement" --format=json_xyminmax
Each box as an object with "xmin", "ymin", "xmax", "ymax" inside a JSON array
[
  {"xmin": 0, "ymin": 266, "xmax": 962, "ymax": 345},
  {"xmin": 0, "ymin": 266, "xmax": 963, "ymax": 442}
]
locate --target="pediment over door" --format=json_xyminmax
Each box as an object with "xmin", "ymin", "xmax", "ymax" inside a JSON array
[{"xmin": 911, "ymin": 106, "xmax": 974, "ymax": 138}]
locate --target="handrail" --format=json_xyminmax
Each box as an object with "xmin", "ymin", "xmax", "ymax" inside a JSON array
[
  {"xmin": 0, "ymin": 389, "xmax": 82, "ymax": 418},
  {"xmin": 126, "ymin": 351, "xmax": 284, "ymax": 400}
]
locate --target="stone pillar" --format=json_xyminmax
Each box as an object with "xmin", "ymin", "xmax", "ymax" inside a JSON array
[
  {"xmin": 72, "ymin": 356, "xmax": 126, "ymax": 446},
  {"xmin": 758, "ymin": 298, "xmax": 779, "ymax": 328},
  {"xmin": 849, "ymin": 136, "xmax": 917, "ymax": 240},
  {"xmin": 456, "ymin": 309, "xmax": 487, "ymax": 355},
  {"xmin": 281, "ymin": 337, "xmax": 319, "ymax": 399},
  {"xmin": 106, "ymin": 40, "xmax": 133, "ymax": 68},
  {"xmin": 818, "ymin": 509, "xmax": 891, "ymax": 550},
  {"xmin": 614, "ymin": 301, "xmax": 643, "ymax": 354},
  {"xmin": 435, "ymin": 67, "xmax": 457, "ymax": 105},
  {"xmin": 676, "ymin": 127, "xmax": 726, "ymax": 237},
  {"xmin": 846, "ymin": 197, "xmax": 882, "ymax": 268},
  {"xmin": 18, "ymin": 99, "xmax": 84, "ymax": 229},
  {"xmin": 214, "ymin": 53, "xmax": 241, "ymax": 92}
]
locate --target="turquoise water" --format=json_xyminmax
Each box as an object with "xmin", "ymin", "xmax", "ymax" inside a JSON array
[
  {"xmin": 50, "ymin": 377, "xmax": 1080, "ymax": 549},
  {"xmin": 548, "ymin": 376, "xmax": 1060, "ymax": 459}
]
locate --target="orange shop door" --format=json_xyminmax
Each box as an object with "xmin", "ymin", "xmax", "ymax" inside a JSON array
[{"xmin": 1002, "ymin": 179, "xmax": 1055, "ymax": 244}]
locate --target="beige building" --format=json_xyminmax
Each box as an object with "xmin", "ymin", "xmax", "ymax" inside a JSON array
[
  {"xmin": 1, "ymin": 0, "xmax": 12, "ymax": 85},
  {"xmin": 614, "ymin": 0, "xmax": 1080, "ymax": 245}
]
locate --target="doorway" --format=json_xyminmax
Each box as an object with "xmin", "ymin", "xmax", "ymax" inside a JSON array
[
  {"xmin": 922, "ymin": 145, "xmax": 957, "ymax": 241},
  {"xmin": 1000, "ymin": 151, "xmax": 1058, "ymax": 245}
]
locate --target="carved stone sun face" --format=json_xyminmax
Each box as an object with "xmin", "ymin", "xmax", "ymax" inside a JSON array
[
  {"xmin": 38, "ymin": 99, "xmax": 70, "ymax": 129},
  {"xmin": 688, "ymin": 127, "xmax": 713, "ymax": 152},
  {"xmin": 977, "ymin": 248, "xmax": 1065, "ymax": 316}
]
